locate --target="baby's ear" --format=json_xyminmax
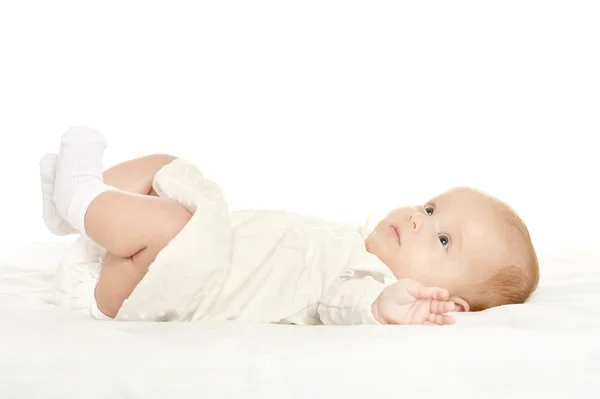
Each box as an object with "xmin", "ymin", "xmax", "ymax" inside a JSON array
[{"xmin": 450, "ymin": 296, "xmax": 470, "ymax": 312}]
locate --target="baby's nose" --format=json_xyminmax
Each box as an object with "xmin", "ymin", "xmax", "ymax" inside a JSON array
[{"xmin": 409, "ymin": 212, "xmax": 425, "ymax": 232}]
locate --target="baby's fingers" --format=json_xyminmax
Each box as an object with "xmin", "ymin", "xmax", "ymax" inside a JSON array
[
  {"xmin": 410, "ymin": 284, "xmax": 449, "ymax": 301},
  {"xmin": 429, "ymin": 299, "xmax": 456, "ymax": 314},
  {"xmin": 426, "ymin": 313, "xmax": 456, "ymax": 325}
]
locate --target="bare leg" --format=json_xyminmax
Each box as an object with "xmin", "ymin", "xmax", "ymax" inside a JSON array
[
  {"xmin": 52, "ymin": 127, "xmax": 191, "ymax": 318},
  {"xmin": 89, "ymin": 192, "xmax": 191, "ymax": 317},
  {"xmin": 85, "ymin": 191, "xmax": 191, "ymax": 258},
  {"xmin": 93, "ymin": 153, "xmax": 185, "ymax": 317},
  {"xmin": 102, "ymin": 154, "xmax": 176, "ymax": 197},
  {"xmin": 38, "ymin": 153, "xmax": 174, "ymax": 235}
]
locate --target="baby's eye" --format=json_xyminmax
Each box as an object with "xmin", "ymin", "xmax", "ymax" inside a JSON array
[
  {"xmin": 439, "ymin": 234, "xmax": 449, "ymax": 249},
  {"xmin": 424, "ymin": 205, "xmax": 434, "ymax": 215}
]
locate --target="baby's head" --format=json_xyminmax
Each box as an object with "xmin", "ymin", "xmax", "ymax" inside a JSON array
[{"xmin": 365, "ymin": 187, "xmax": 539, "ymax": 312}]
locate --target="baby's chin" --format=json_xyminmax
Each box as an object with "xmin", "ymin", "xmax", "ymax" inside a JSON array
[
  {"xmin": 385, "ymin": 263, "xmax": 413, "ymax": 281},
  {"xmin": 387, "ymin": 262, "xmax": 447, "ymax": 287}
]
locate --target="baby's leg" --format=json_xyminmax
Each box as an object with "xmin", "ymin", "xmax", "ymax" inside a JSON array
[
  {"xmin": 95, "ymin": 154, "xmax": 184, "ymax": 317},
  {"xmin": 102, "ymin": 154, "xmax": 177, "ymax": 196},
  {"xmin": 53, "ymin": 127, "xmax": 192, "ymax": 318},
  {"xmin": 40, "ymin": 152, "xmax": 177, "ymax": 236},
  {"xmin": 89, "ymin": 192, "xmax": 191, "ymax": 317}
]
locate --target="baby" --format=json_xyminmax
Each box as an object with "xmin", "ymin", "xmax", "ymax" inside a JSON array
[{"xmin": 40, "ymin": 126, "xmax": 539, "ymax": 325}]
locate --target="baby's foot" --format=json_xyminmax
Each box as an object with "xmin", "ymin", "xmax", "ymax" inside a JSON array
[
  {"xmin": 39, "ymin": 153, "xmax": 78, "ymax": 236},
  {"xmin": 53, "ymin": 126, "xmax": 114, "ymax": 236}
]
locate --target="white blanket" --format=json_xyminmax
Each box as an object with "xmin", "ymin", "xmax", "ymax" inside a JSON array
[
  {"xmin": 115, "ymin": 158, "xmax": 235, "ymax": 322},
  {"xmin": 1, "ymin": 242, "xmax": 600, "ymax": 398}
]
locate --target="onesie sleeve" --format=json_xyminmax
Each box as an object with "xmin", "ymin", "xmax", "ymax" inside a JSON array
[{"xmin": 317, "ymin": 269, "xmax": 395, "ymax": 325}]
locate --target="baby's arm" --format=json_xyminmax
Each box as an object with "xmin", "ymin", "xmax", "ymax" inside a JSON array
[
  {"xmin": 317, "ymin": 269, "xmax": 393, "ymax": 325},
  {"xmin": 317, "ymin": 270, "xmax": 457, "ymax": 325}
]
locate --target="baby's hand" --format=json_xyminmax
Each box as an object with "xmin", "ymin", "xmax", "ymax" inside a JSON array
[{"xmin": 372, "ymin": 279, "xmax": 456, "ymax": 326}]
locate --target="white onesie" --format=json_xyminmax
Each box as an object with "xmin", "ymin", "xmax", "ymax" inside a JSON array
[{"xmin": 53, "ymin": 160, "xmax": 397, "ymax": 325}]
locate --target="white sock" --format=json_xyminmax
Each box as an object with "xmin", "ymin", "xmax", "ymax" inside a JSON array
[
  {"xmin": 53, "ymin": 126, "xmax": 115, "ymax": 237},
  {"xmin": 39, "ymin": 153, "xmax": 79, "ymax": 236}
]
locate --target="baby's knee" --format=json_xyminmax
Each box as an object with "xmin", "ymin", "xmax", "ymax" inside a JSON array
[{"xmin": 149, "ymin": 153, "xmax": 178, "ymax": 168}]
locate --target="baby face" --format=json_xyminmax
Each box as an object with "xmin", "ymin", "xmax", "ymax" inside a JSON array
[{"xmin": 365, "ymin": 187, "xmax": 508, "ymax": 304}]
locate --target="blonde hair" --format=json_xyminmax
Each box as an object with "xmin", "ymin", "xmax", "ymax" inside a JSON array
[{"xmin": 463, "ymin": 198, "xmax": 540, "ymax": 311}]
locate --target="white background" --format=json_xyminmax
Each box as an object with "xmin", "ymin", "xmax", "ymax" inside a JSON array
[{"xmin": 0, "ymin": 1, "xmax": 598, "ymax": 257}]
